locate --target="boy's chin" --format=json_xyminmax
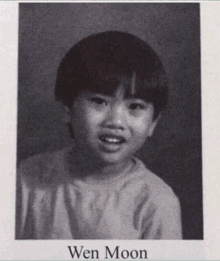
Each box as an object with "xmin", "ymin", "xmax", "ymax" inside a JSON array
[{"xmin": 95, "ymin": 152, "xmax": 130, "ymax": 166}]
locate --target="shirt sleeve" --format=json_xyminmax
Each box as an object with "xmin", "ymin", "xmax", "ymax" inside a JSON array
[
  {"xmin": 16, "ymin": 161, "xmax": 35, "ymax": 239},
  {"xmin": 16, "ymin": 163, "xmax": 25, "ymax": 239},
  {"xmin": 142, "ymin": 194, "xmax": 182, "ymax": 239}
]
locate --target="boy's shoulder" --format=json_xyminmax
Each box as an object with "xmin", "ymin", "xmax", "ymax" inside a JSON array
[
  {"xmin": 18, "ymin": 147, "xmax": 69, "ymax": 187},
  {"xmin": 128, "ymin": 158, "xmax": 179, "ymax": 205}
]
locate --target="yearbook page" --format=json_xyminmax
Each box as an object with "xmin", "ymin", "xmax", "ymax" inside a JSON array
[{"xmin": 0, "ymin": 1, "xmax": 219, "ymax": 260}]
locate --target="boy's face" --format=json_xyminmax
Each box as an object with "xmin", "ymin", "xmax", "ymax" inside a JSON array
[{"xmin": 65, "ymin": 85, "xmax": 159, "ymax": 165}]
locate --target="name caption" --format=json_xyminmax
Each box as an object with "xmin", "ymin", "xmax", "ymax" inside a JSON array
[{"xmin": 68, "ymin": 245, "xmax": 148, "ymax": 259}]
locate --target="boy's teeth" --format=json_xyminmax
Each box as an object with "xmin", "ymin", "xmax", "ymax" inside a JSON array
[
  {"xmin": 101, "ymin": 136, "xmax": 122, "ymax": 143},
  {"xmin": 105, "ymin": 138, "xmax": 119, "ymax": 143}
]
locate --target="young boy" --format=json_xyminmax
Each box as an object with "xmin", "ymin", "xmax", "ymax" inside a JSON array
[{"xmin": 16, "ymin": 31, "xmax": 182, "ymax": 239}]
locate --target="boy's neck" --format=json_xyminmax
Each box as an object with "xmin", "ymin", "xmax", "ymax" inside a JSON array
[{"xmin": 67, "ymin": 148, "xmax": 134, "ymax": 183}]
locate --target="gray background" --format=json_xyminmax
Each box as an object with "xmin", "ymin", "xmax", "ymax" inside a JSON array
[{"xmin": 18, "ymin": 3, "xmax": 202, "ymax": 239}]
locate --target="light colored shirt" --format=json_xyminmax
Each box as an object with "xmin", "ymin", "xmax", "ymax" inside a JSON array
[{"xmin": 16, "ymin": 148, "xmax": 182, "ymax": 239}]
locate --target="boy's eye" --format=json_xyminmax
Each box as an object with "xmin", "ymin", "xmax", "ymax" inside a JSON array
[
  {"xmin": 129, "ymin": 103, "xmax": 145, "ymax": 110},
  {"xmin": 90, "ymin": 97, "xmax": 107, "ymax": 106}
]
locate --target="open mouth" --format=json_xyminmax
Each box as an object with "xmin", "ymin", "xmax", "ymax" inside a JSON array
[{"xmin": 99, "ymin": 134, "xmax": 126, "ymax": 145}]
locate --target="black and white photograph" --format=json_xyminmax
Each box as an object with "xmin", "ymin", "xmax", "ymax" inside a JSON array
[
  {"xmin": 16, "ymin": 3, "xmax": 202, "ymax": 241},
  {"xmin": 1, "ymin": 1, "xmax": 220, "ymax": 260}
]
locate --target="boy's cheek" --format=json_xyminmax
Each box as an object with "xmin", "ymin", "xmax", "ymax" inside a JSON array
[
  {"xmin": 132, "ymin": 118, "xmax": 153, "ymax": 132},
  {"xmin": 86, "ymin": 110, "xmax": 106, "ymax": 126},
  {"xmin": 133, "ymin": 125, "xmax": 154, "ymax": 144}
]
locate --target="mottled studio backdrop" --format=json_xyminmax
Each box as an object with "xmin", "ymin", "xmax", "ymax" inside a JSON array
[{"xmin": 18, "ymin": 3, "xmax": 202, "ymax": 239}]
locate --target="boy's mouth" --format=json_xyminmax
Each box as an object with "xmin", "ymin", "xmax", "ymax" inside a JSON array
[{"xmin": 99, "ymin": 134, "xmax": 126, "ymax": 145}]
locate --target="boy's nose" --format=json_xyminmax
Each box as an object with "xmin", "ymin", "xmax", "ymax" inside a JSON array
[{"xmin": 104, "ymin": 105, "xmax": 125, "ymax": 130}]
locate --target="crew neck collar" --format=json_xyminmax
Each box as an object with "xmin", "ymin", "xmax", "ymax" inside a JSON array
[{"xmin": 63, "ymin": 147, "xmax": 141, "ymax": 189}]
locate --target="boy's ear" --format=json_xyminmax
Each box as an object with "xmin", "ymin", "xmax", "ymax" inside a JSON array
[
  {"xmin": 148, "ymin": 114, "xmax": 161, "ymax": 137},
  {"xmin": 62, "ymin": 106, "xmax": 71, "ymax": 123}
]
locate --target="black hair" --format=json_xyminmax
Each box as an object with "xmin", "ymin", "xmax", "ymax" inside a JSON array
[{"xmin": 55, "ymin": 31, "xmax": 168, "ymax": 119}]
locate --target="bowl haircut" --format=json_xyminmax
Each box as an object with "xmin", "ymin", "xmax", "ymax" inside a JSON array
[{"xmin": 55, "ymin": 31, "xmax": 168, "ymax": 120}]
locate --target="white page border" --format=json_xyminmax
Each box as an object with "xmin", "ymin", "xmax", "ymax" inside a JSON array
[{"xmin": 0, "ymin": 2, "xmax": 220, "ymax": 260}]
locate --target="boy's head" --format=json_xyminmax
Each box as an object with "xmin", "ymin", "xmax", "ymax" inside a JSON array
[
  {"xmin": 55, "ymin": 31, "xmax": 169, "ymax": 165},
  {"xmin": 55, "ymin": 31, "xmax": 168, "ymax": 120}
]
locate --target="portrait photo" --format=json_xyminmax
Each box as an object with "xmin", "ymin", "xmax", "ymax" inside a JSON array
[{"xmin": 16, "ymin": 3, "xmax": 202, "ymax": 241}]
